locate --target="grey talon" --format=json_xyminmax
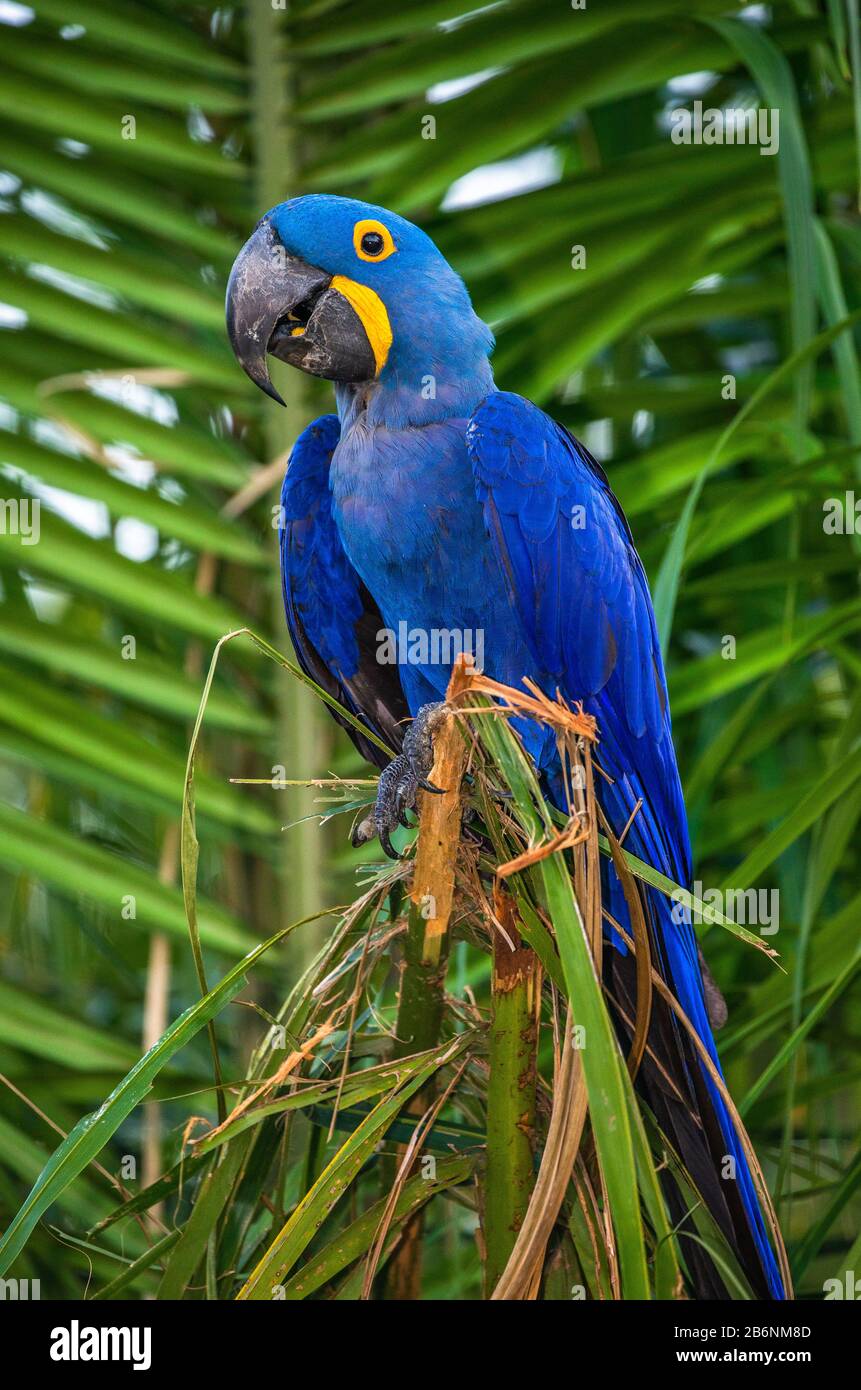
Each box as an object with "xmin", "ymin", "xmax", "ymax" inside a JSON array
[
  {"xmin": 352, "ymin": 701, "xmax": 449, "ymax": 857},
  {"xmin": 417, "ymin": 776, "xmax": 445, "ymax": 794},
  {"xmin": 402, "ymin": 700, "xmax": 447, "ymax": 773}
]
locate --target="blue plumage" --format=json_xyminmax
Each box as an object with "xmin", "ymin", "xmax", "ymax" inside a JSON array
[{"xmin": 232, "ymin": 193, "xmax": 784, "ymax": 1300}]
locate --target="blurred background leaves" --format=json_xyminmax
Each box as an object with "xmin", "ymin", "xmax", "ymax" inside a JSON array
[{"xmin": 0, "ymin": 0, "xmax": 858, "ymax": 1297}]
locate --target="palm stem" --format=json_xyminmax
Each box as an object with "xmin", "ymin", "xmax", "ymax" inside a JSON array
[
  {"xmin": 248, "ymin": 0, "xmax": 327, "ymax": 940},
  {"xmin": 385, "ymin": 657, "xmax": 472, "ymax": 1296},
  {"xmin": 484, "ymin": 908, "xmax": 539, "ymax": 1296}
]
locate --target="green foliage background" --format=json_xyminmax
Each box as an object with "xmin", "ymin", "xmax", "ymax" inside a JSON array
[{"xmin": 0, "ymin": 0, "xmax": 858, "ymax": 1298}]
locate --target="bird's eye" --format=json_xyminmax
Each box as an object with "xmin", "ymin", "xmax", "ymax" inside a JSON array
[{"xmin": 353, "ymin": 219, "xmax": 396, "ymax": 263}]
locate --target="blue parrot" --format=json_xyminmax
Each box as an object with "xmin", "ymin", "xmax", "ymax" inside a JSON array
[{"xmin": 226, "ymin": 194, "xmax": 785, "ymax": 1300}]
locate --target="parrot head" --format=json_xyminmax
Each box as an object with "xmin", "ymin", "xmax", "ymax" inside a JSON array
[{"xmin": 226, "ymin": 194, "xmax": 493, "ymax": 414}]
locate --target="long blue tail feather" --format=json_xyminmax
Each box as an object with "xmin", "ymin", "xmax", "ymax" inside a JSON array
[
  {"xmin": 600, "ymin": 821, "xmax": 785, "ymax": 1299},
  {"xmin": 652, "ymin": 885, "xmax": 785, "ymax": 1299},
  {"xmin": 546, "ymin": 746, "xmax": 785, "ymax": 1299}
]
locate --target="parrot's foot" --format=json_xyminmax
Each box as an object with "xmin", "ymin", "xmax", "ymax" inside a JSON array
[{"xmin": 351, "ymin": 702, "xmax": 448, "ymax": 859}]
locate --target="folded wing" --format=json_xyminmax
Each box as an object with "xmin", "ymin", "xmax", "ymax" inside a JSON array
[{"xmin": 279, "ymin": 414, "xmax": 409, "ymax": 767}]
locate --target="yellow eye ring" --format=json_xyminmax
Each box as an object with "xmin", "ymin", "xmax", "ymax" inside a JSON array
[{"xmin": 353, "ymin": 219, "xmax": 396, "ymax": 263}]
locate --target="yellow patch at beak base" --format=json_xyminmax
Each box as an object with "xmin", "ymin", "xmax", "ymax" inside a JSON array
[{"xmin": 330, "ymin": 275, "xmax": 392, "ymax": 376}]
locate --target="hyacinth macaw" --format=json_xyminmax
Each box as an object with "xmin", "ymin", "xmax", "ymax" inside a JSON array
[{"xmin": 225, "ymin": 194, "xmax": 784, "ymax": 1300}]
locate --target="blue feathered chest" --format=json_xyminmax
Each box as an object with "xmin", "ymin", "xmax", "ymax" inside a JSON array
[{"xmin": 328, "ymin": 412, "xmax": 540, "ymax": 715}]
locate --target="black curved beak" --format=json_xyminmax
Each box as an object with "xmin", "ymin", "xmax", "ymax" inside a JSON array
[{"xmin": 225, "ymin": 219, "xmax": 378, "ymax": 404}]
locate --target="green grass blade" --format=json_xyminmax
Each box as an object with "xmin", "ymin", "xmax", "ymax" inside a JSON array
[
  {"xmin": 278, "ymin": 1154, "xmax": 474, "ymax": 1299},
  {"xmin": 91, "ymin": 1230, "xmax": 181, "ymax": 1300},
  {"xmin": 0, "ymin": 925, "xmax": 296, "ymax": 1275},
  {"xmin": 236, "ymin": 1035, "xmax": 470, "ymax": 1299}
]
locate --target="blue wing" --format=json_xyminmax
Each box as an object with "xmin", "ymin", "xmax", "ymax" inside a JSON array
[
  {"xmin": 466, "ymin": 390, "xmax": 690, "ymax": 884},
  {"xmin": 467, "ymin": 390, "xmax": 784, "ymax": 1299},
  {"xmin": 279, "ymin": 414, "xmax": 408, "ymax": 767}
]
